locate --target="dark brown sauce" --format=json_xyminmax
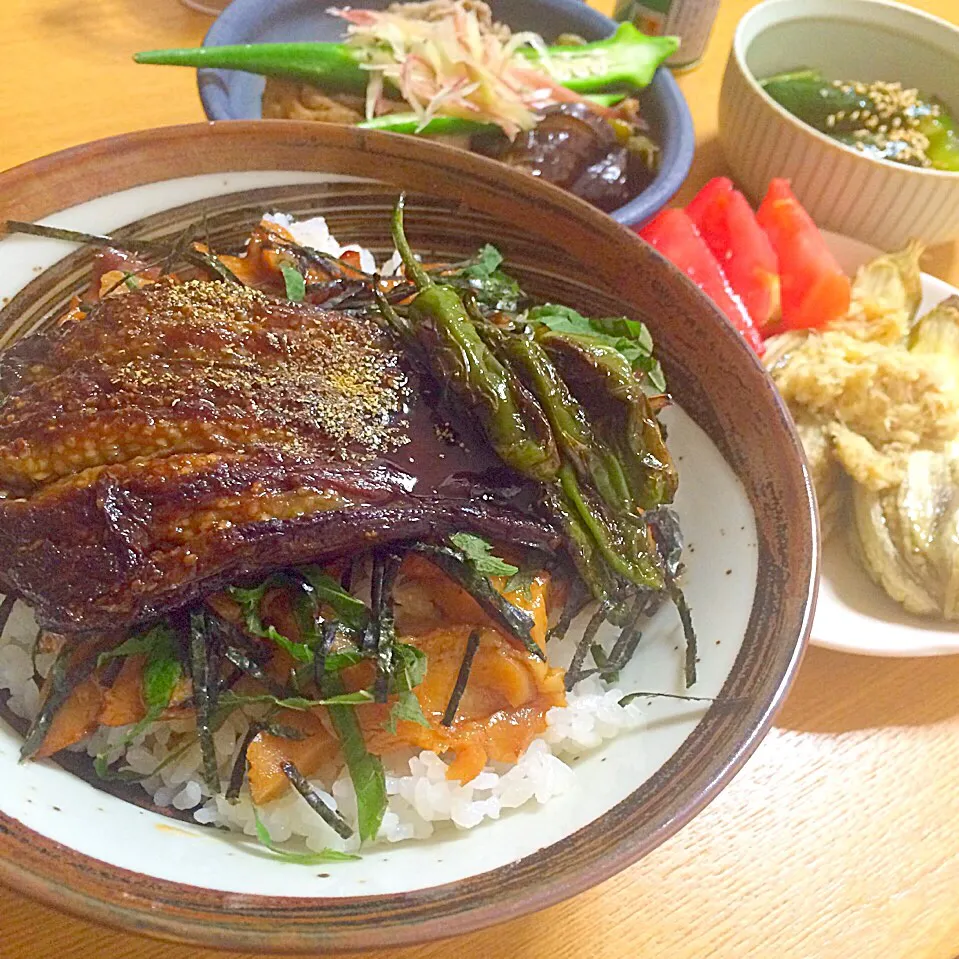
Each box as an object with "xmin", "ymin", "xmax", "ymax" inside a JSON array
[{"xmin": 377, "ymin": 362, "xmax": 539, "ymax": 509}]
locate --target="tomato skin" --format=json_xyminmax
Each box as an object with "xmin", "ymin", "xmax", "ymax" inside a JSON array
[
  {"xmin": 756, "ymin": 178, "xmax": 851, "ymax": 331},
  {"xmin": 686, "ymin": 177, "xmax": 782, "ymax": 329},
  {"xmin": 638, "ymin": 208, "xmax": 765, "ymax": 355}
]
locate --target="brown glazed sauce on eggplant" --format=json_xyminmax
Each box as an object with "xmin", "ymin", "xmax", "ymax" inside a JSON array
[{"xmin": 0, "ymin": 265, "xmax": 555, "ymax": 635}]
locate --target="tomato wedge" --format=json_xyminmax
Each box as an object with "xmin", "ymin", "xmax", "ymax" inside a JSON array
[
  {"xmin": 756, "ymin": 179, "xmax": 851, "ymax": 331},
  {"xmin": 686, "ymin": 177, "xmax": 782, "ymax": 330},
  {"xmin": 638, "ymin": 208, "xmax": 765, "ymax": 355}
]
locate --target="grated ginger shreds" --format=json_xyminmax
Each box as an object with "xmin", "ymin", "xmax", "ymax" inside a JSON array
[
  {"xmin": 771, "ymin": 331, "xmax": 959, "ymax": 455},
  {"xmin": 329, "ymin": 1, "xmax": 593, "ymax": 137}
]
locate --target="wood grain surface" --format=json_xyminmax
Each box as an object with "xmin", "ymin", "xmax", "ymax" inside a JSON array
[{"xmin": 0, "ymin": 1, "xmax": 958, "ymax": 957}]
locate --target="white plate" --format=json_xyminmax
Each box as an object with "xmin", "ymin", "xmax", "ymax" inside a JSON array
[{"xmin": 810, "ymin": 232, "xmax": 959, "ymax": 657}]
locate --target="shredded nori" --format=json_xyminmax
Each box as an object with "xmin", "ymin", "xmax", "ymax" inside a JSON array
[
  {"xmin": 564, "ymin": 597, "xmax": 616, "ymax": 691},
  {"xmin": 668, "ymin": 581, "xmax": 697, "ymax": 688},
  {"xmin": 313, "ymin": 620, "xmax": 338, "ymax": 694},
  {"xmin": 372, "ymin": 552, "xmax": 402, "ymax": 704},
  {"xmin": 412, "ymin": 544, "xmax": 543, "ymax": 660},
  {"xmin": 606, "ymin": 592, "xmax": 649, "ymax": 670},
  {"xmin": 282, "ymin": 760, "xmax": 354, "ymax": 839},
  {"xmin": 590, "ymin": 643, "xmax": 618, "ymax": 684},
  {"xmin": 221, "ymin": 644, "xmax": 292, "ymax": 700},
  {"xmin": 263, "ymin": 723, "xmax": 310, "ymax": 741},
  {"xmin": 20, "ymin": 644, "xmax": 99, "ymax": 761},
  {"xmin": 546, "ymin": 579, "xmax": 588, "ymax": 645},
  {"xmin": 226, "ymin": 721, "xmax": 310, "ymax": 803},
  {"xmin": 3, "ymin": 220, "xmax": 243, "ymax": 285},
  {"xmin": 362, "ymin": 553, "xmax": 385, "ymax": 655},
  {"xmin": 441, "ymin": 629, "xmax": 481, "ymax": 727},
  {"xmin": 0, "ymin": 593, "xmax": 18, "ymax": 645},
  {"xmin": 189, "ymin": 611, "xmax": 220, "ymax": 795},
  {"xmin": 29, "ymin": 628, "xmax": 43, "ymax": 684},
  {"xmin": 207, "ymin": 612, "xmax": 295, "ymax": 699},
  {"xmin": 226, "ymin": 723, "xmax": 261, "ymax": 803},
  {"xmin": 618, "ymin": 690, "xmax": 747, "ymax": 707}
]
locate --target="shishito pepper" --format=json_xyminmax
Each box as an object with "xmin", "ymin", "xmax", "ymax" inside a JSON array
[
  {"xmin": 357, "ymin": 92, "xmax": 626, "ymax": 137},
  {"xmin": 389, "ymin": 196, "xmax": 560, "ymax": 483},
  {"xmin": 135, "ymin": 22, "xmax": 676, "ymax": 123},
  {"xmin": 387, "ymin": 200, "xmax": 668, "ymax": 597}
]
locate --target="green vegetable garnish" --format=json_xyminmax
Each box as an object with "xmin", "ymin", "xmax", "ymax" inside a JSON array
[
  {"xmin": 383, "ymin": 643, "xmax": 430, "ymax": 733},
  {"xmin": 217, "ymin": 688, "xmax": 375, "ymax": 711},
  {"xmin": 444, "ymin": 244, "xmax": 524, "ymax": 313},
  {"xmin": 326, "ymin": 678, "xmax": 387, "ymax": 843},
  {"xmin": 265, "ymin": 625, "xmax": 314, "ymax": 664},
  {"xmin": 94, "ymin": 624, "xmax": 183, "ymax": 780},
  {"xmin": 504, "ymin": 568, "xmax": 537, "ymax": 599},
  {"xmin": 384, "ymin": 690, "xmax": 429, "ymax": 735},
  {"xmin": 391, "ymin": 195, "xmax": 560, "ymax": 484},
  {"xmin": 252, "ymin": 807, "xmax": 359, "ymax": 865},
  {"xmin": 139, "ymin": 626, "xmax": 183, "ymax": 712},
  {"xmin": 449, "ymin": 532, "xmax": 519, "ymax": 577},
  {"xmin": 391, "ymin": 642, "xmax": 427, "ymax": 691},
  {"xmin": 413, "ymin": 543, "xmax": 542, "ymax": 659},
  {"xmin": 527, "ymin": 304, "xmax": 665, "ymax": 392},
  {"xmin": 281, "ymin": 263, "xmax": 306, "ymax": 302},
  {"xmin": 96, "ymin": 624, "xmax": 169, "ymax": 668},
  {"xmin": 228, "ymin": 567, "xmax": 366, "ymax": 665},
  {"xmin": 298, "ymin": 565, "xmax": 370, "ymax": 631}
]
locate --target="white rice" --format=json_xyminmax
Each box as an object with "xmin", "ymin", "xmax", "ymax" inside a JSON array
[
  {"xmin": 0, "ymin": 603, "xmax": 643, "ymax": 854},
  {"xmin": 0, "ymin": 216, "xmax": 647, "ymax": 854}
]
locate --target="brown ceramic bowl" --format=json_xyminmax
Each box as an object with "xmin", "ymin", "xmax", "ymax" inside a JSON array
[{"xmin": 0, "ymin": 122, "xmax": 816, "ymax": 952}]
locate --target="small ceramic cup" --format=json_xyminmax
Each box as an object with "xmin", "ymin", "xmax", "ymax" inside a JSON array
[{"xmin": 719, "ymin": 0, "xmax": 959, "ymax": 249}]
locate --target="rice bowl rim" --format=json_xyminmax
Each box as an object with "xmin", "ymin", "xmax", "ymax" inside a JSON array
[{"xmin": 0, "ymin": 121, "xmax": 817, "ymax": 953}]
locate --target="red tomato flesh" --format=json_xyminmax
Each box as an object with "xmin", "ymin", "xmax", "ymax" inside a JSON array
[
  {"xmin": 686, "ymin": 177, "xmax": 782, "ymax": 330},
  {"xmin": 756, "ymin": 179, "xmax": 851, "ymax": 331},
  {"xmin": 638, "ymin": 208, "xmax": 765, "ymax": 355}
]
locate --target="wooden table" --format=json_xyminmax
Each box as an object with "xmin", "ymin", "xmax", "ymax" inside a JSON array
[{"xmin": 2, "ymin": 1, "xmax": 959, "ymax": 957}]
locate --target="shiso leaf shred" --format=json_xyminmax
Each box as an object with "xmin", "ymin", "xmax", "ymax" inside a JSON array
[
  {"xmin": 526, "ymin": 303, "xmax": 666, "ymax": 392},
  {"xmin": 450, "ymin": 532, "xmax": 520, "ymax": 577},
  {"xmin": 503, "ymin": 567, "xmax": 536, "ymax": 599},
  {"xmin": 252, "ymin": 807, "xmax": 359, "ymax": 865},
  {"xmin": 93, "ymin": 624, "xmax": 182, "ymax": 780},
  {"xmin": 280, "ymin": 262, "xmax": 307, "ymax": 302},
  {"xmin": 385, "ymin": 689, "xmax": 429, "ymax": 735},
  {"xmin": 326, "ymin": 676, "xmax": 387, "ymax": 843},
  {"xmin": 297, "ymin": 565, "xmax": 370, "ymax": 632}
]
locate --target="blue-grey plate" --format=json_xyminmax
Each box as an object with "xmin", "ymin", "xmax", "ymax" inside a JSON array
[{"xmin": 196, "ymin": 0, "xmax": 694, "ymax": 227}]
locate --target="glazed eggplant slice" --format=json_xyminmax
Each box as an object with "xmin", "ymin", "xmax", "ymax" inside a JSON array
[{"xmin": 0, "ymin": 277, "xmax": 557, "ymax": 633}]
